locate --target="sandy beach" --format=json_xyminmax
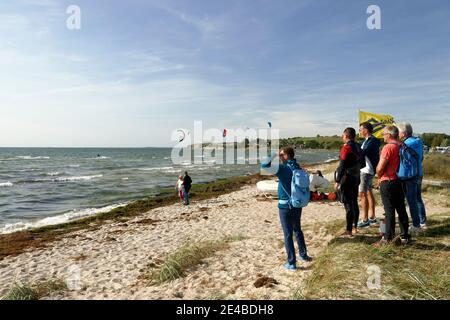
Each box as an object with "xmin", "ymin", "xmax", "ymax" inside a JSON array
[{"xmin": 1, "ymin": 166, "xmax": 448, "ymax": 300}]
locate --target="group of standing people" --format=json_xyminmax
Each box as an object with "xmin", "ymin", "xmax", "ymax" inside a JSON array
[
  {"xmin": 262, "ymin": 121, "xmax": 428, "ymax": 271},
  {"xmin": 335, "ymin": 122, "xmax": 427, "ymax": 245},
  {"xmin": 176, "ymin": 171, "xmax": 192, "ymax": 205}
]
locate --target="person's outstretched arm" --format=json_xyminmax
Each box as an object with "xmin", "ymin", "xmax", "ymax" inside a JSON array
[{"xmin": 261, "ymin": 151, "xmax": 280, "ymax": 176}]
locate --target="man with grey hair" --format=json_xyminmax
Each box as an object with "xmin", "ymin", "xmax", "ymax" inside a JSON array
[
  {"xmin": 376, "ymin": 125, "xmax": 410, "ymax": 245},
  {"xmin": 397, "ymin": 122, "xmax": 427, "ymax": 232}
]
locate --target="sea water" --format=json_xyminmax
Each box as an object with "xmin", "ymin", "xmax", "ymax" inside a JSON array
[{"xmin": 0, "ymin": 148, "xmax": 338, "ymax": 233}]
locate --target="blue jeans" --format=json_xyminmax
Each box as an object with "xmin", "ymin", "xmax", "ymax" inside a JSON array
[
  {"xmin": 402, "ymin": 177, "xmax": 427, "ymax": 227},
  {"xmin": 279, "ymin": 207, "xmax": 308, "ymax": 265},
  {"xmin": 183, "ymin": 187, "xmax": 190, "ymax": 205}
]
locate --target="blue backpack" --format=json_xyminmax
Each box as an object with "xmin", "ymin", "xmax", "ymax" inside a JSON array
[
  {"xmin": 397, "ymin": 144, "xmax": 420, "ymax": 180},
  {"xmin": 280, "ymin": 168, "xmax": 310, "ymax": 208}
]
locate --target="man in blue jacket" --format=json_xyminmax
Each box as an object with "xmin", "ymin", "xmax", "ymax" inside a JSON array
[
  {"xmin": 261, "ymin": 147, "xmax": 311, "ymax": 271},
  {"xmin": 398, "ymin": 122, "xmax": 427, "ymax": 232},
  {"xmin": 357, "ymin": 122, "xmax": 381, "ymax": 228}
]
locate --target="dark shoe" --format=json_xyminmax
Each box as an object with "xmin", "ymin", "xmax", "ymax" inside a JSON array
[{"xmin": 299, "ymin": 255, "xmax": 312, "ymax": 262}]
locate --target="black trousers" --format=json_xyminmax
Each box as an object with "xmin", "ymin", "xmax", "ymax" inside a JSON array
[
  {"xmin": 342, "ymin": 182, "xmax": 360, "ymax": 232},
  {"xmin": 380, "ymin": 180, "xmax": 410, "ymax": 240}
]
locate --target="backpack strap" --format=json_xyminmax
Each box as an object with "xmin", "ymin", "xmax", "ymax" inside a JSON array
[{"xmin": 278, "ymin": 165, "xmax": 296, "ymax": 208}]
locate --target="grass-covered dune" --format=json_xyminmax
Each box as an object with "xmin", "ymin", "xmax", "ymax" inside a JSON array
[
  {"xmin": 295, "ymin": 213, "xmax": 450, "ymax": 300},
  {"xmin": 423, "ymin": 154, "xmax": 450, "ymax": 182}
]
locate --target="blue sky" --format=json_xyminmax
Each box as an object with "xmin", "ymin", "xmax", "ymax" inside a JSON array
[{"xmin": 1, "ymin": 0, "xmax": 449, "ymax": 147}]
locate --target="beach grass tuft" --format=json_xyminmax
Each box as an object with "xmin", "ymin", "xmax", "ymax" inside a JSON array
[
  {"xmin": 1, "ymin": 283, "xmax": 39, "ymax": 300},
  {"xmin": 223, "ymin": 234, "xmax": 249, "ymax": 242},
  {"xmin": 146, "ymin": 235, "xmax": 247, "ymax": 284},
  {"xmin": 294, "ymin": 213, "xmax": 450, "ymax": 300},
  {"xmin": 147, "ymin": 241, "xmax": 228, "ymax": 284},
  {"xmin": 1, "ymin": 279, "xmax": 67, "ymax": 300}
]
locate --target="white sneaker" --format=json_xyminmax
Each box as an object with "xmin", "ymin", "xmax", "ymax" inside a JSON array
[{"xmin": 420, "ymin": 224, "xmax": 428, "ymax": 230}]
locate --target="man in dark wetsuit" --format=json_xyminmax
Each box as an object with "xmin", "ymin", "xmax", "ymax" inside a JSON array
[{"xmin": 335, "ymin": 127, "xmax": 364, "ymax": 238}]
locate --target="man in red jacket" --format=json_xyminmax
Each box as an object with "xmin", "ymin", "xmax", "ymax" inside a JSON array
[{"xmin": 376, "ymin": 125, "xmax": 410, "ymax": 245}]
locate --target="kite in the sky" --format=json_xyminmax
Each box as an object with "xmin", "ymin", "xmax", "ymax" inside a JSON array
[
  {"xmin": 223, "ymin": 129, "xmax": 227, "ymax": 138},
  {"xmin": 268, "ymin": 122, "xmax": 272, "ymax": 128}
]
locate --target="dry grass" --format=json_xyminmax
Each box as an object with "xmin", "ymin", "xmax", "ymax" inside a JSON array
[
  {"xmin": 422, "ymin": 187, "xmax": 450, "ymax": 208},
  {"xmin": 423, "ymin": 154, "xmax": 450, "ymax": 181},
  {"xmin": 294, "ymin": 213, "xmax": 450, "ymax": 300},
  {"xmin": 1, "ymin": 279, "xmax": 68, "ymax": 300},
  {"xmin": 144, "ymin": 235, "xmax": 247, "ymax": 285}
]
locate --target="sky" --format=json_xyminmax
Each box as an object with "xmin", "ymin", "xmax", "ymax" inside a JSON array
[{"xmin": 1, "ymin": 0, "xmax": 449, "ymax": 147}]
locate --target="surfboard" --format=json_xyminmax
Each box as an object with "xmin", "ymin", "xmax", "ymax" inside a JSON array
[{"xmin": 256, "ymin": 180, "xmax": 278, "ymax": 195}]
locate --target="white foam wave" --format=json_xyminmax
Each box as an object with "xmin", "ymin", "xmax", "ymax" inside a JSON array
[
  {"xmin": 16, "ymin": 156, "xmax": 50, "ymax": 160},
  {"xmin": 0, "ymin": 181, "xmax": 13, "ymax": 187},
  {"xmin": 138, "ymin": 167, "xmax": 173, "ymax": 171},
  {"xmin": 164, "ymin": 169, "xmax": 181, "ymax": 174},
  {"xmin": 0, "ymin": 203, "xmax": 128, "ymax": 234},
  {"xmin": 46, "ymin": 171, "xmax": 63, "ymax": 176},
  {"xmin": 27, "ymin": 174, "xmax": 103, "ymax": 183},
  {"xmin": 55, "ymin": 174, "xmax": 103, "ymax": 182},
  {"xmin": 18, "ymin": 168, "xmax": 39, "ymax": 172},
  {"xmin": 0, "ymin": 156, "xmax": 49, "ymax": 161}
]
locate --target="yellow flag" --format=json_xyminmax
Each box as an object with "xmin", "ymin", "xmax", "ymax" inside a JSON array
[{"xmin": 359, "ymin": 110, "xmax": 395, "ymax": 139}]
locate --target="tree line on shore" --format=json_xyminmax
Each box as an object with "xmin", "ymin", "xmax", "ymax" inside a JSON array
[{"xmin": 280, "ymin": 133, "xmax": 450, "ymax": 150}]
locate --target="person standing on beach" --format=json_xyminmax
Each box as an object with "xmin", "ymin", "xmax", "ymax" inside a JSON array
[
  {"xmin": 397, "ymin": 122, "xmax": 427, "ymax": 232},
  {"xmin": 357, "ymin": 122, "xmax": 381, "ymax": 228},
  {"xmin": 376, "ymin": 126, "xmax": 410, "ymax": 245},
  {"xmin": 183, "ymin": 171, "xmax": 192, "ymax": 205},
  {"xmin": 176, "ymin": 175, "xmax": 184, "ymax": 203},
  {"xmin": 261, "ymin": 147, "xmax": 312, "ymax": 271},
  {"xmin": 335, "ymin": 128, "xmax": 364, "ymax": 238}
]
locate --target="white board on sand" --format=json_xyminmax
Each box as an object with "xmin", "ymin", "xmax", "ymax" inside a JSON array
[{"xmin": 256, "ymin": 180, "xmax": 278, "ymax": 195}]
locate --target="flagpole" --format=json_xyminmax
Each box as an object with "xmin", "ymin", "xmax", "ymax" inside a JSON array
[
  {"xmin": 357, "ymin": 108, "xmax": 361, "ymax": 138},
  {"xmin": 358, "ymin": 108, "xmax": 361, "ymax": 127}
]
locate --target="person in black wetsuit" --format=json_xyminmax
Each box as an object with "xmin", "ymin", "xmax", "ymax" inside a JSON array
[{"xmin": 335, "ymin": 127, "xmax": 364, "ymax": 238}]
